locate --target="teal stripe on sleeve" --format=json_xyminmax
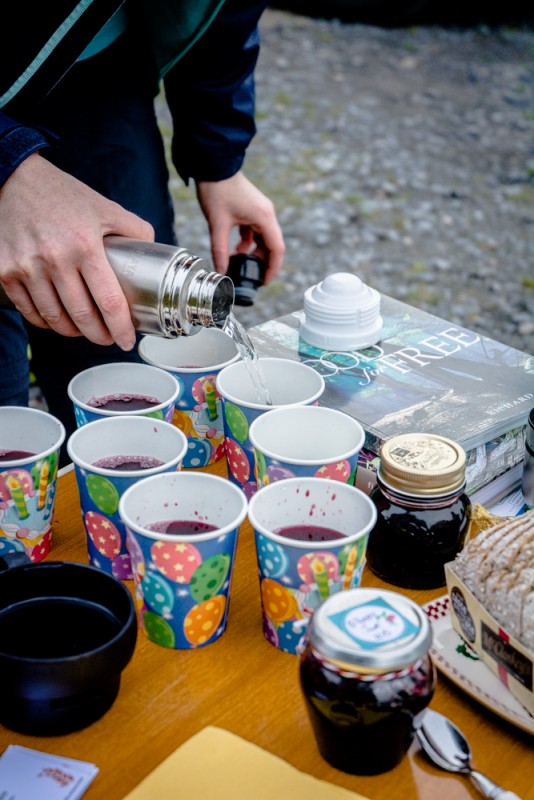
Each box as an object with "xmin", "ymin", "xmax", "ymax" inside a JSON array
[
  {"xmin": 77, "ymin": 3, "xmax": 128, "ymax": 60},
  {"xmin": 0, "ymin": 0, "xmax": 95, "ymax": 108}
]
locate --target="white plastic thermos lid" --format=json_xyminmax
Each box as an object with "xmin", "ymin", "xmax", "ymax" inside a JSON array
[{"xmin": 300, "ymin": 272, "xmax": 383, "ymax": 351}]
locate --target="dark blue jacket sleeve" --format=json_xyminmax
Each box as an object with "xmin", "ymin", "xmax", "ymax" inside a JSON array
[
  {"xmin": 0, "ymin": 113, "xmax": 54, "ymax": 188},
  {"xmin": 163, "ymin": 0, "xmax": 267, "ymax": 184}
]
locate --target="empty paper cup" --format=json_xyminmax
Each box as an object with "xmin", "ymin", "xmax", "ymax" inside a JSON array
[
  {"xmin": 67, "ymin": 362, "xmax": 181, "ymax": 427},
  {"xmin": 67, "ymin": 416, "xmax": 188, "ymax": 580},
  {"xmin": 216, "ymin": 358, "xmax": 325, "ymax": 498},
  {"xmin": 249, "ymin": 405, "xmax": 365, "ymax": 489},
  {"xmin": 138, "ymin": 328, "xmax": 239, "ymax": 468},
  {"xmin": 247, "ymin": 477, "xmax": 377, "ymax": 655},
  {"xmin": 0, "ymin": 407, "xmax": 66, "ymax": 562},
  {"xmin": 119, "ymin": 472, "xmax": 247, "ymax": 649}
]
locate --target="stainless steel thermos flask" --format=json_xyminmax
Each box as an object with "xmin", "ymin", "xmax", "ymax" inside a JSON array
[{"xmin": 0, "ymin": 237, "xmax": 235, "ymax": 338}]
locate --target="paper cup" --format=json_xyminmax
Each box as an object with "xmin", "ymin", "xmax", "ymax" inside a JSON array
[
  {"xmin": 0, "ymin": 407, "xmax": 66, "ymax": 562},
  {"xmin": 119, "ymin": 472, "xmax": 248, "ymax": 649},
  {"xmin": 216, "ymin": 358, "xmax": 325, "ymax": 498},
  {"xmin": 67, "ymin": 416, "xmax": 188, "ymax": 580},
  {"xmin": 67, "ymin": 362, "xmax": 181, "ymax": 427},
  {"xmin": 249, "ymin": 405, "xmax": 365, "ymax": 488},
  {"xmin": 138, "ymin": 329, "xmax": 240, "ymax": 468},
  {"xmin": 247, "ymin": 477, "xmax": 377, "ymax": 655}
]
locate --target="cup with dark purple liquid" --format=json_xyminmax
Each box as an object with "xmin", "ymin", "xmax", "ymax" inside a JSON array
[
  {"xmin": 67, "ymin": 362, "xmax": 181, "ymax": 428},
  {"xmin": 0, "ymin": 407, "xmax": 66, "ymax": 563},
  {"xmin": 247, "ymin": 476, "xmax": 377, "ymax": 655},
  {"xmin": 119, "ymin": 471, "xmax": 247, "ymax": 649},
  {"xmin": 67, "ymin": 416, "xmax": 188, "ymax": 580}
]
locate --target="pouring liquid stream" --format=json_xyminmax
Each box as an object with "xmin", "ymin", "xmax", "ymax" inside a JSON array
[{"xmin": 223, "ymin": 312, "xmax": 272, "ymax": 406}]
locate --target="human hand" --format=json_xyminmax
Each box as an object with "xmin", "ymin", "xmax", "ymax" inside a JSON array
[
  {"xmin": 195, "ymin": 172, "xmax": 285, "ymax": 284},
  {"xmin": 0, "ymin": 154, "xmax": 154, "ymax": 349}
]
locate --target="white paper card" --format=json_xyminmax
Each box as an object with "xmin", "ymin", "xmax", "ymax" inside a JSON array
[
  {"xmin": 0, "ymin": 745, "xmax": 98, "ymax": 800},
  {"xmin": 489, "ymin": 486, "xmax": 529, "ymax": 518}
]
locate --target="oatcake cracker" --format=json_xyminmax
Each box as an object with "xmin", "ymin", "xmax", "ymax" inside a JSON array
[
  {"xmin": 455, "ymin": 521, "xmax": 525, "ymax": 603},
  {"xmin": 451, "ymin": 511, "xmax": 534, "ymax": 647},
  {"xmin": 521, "ymin": 589, "xmax": 534, "ymax": 651}
]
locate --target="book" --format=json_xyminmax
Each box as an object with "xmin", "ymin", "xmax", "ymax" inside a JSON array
[
  {"xmin": 247, "ymin": 295, "xmax": 533, "ymax": 494},
  {"xmin": 470, "ymin": 463, "xmax": 523, "ymax": 509},
  {"xmin": 0, "ymin": 745, "xmax": 98, "ymax": 800}
]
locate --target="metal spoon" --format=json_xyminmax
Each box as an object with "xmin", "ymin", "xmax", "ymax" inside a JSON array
[{"xmin": 416, "ymin": 709, "xmax": 522, "ymax": 799}]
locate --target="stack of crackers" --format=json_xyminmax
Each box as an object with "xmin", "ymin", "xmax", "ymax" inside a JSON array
[{"xmin": 451, "ymin": 510, "xmax": 534, "ymax": 650}]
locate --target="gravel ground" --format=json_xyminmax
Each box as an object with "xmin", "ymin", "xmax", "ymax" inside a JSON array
[{"xmin": 161, "ymin": 9, "xmax": 534, "ymax": 355}]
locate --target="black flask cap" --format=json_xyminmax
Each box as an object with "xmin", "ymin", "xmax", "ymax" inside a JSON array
[{"xmin": 227, "ymin": 254, "xmax": 266, "ymax": 306}]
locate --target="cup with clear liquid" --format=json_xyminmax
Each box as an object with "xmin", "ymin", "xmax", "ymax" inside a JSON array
[
  {"xmin": 216, "ymin": 357, "xmax": 325, "ymax": 499},
  {"xmin": 249, "ymin": 405, "xmax": 365, "ymax": 489},
  {"xmin": 138, "ymin": 328, "xmax": 240, "ymax": 468}
]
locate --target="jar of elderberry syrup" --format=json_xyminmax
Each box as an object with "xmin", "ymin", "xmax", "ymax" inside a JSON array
[
  {"xmin": 299, "ymin": 588, "xmax": 435, "ymax": 775},
  {"xmin": 365, "ymin": 433, "xmax": 471, "ymax": 589}
]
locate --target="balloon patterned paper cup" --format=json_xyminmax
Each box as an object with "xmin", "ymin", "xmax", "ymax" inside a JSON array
[
  {"xmin": 119, "ymin": 472, "xmax": 247, "ymax": 649},
  {"xmin": 247, "ymin": 477, "xmax": 377, "ymax": 655},
  {"xmin": 67, "ymin": 362, "xmax": 181, "ymax": 427},
  {"xmin": 0, "ymin": 407, "xmax": 65, "ymax": 563},
  {"xmin": 138, "ymin": 329, "xmax": 240, "ymax": 468},
  {"xmin": 67, "ymin": 416, "xmax": 188, "ymax": 580},
  {"xmin": 249, "ymin": 405, "xmax": 365, "ymax": 489},
  {"xmin": 216, "ymin": 358, "xmax": 325, "ymax": 499}
]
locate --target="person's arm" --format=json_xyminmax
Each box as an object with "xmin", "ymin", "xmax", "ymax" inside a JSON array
[
  {"xmin": 164, "ymin": 0, "xmax": 285, "ymax": 283},
  {"xmin": 164, "ymin": 1, "xmax": 265, "ymax": 184},
  {"xmin": 0, "ymin": 112, "xmax": 53, "ymax": 186},
  {"xmin": 0, "ymin": 112, "xmax": 154, "ymax": 349}
]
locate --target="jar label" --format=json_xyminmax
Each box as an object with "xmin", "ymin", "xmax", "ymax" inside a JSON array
[{"xmin": 328, "ymin": 597, "xmax": 420, "ymax": 650}]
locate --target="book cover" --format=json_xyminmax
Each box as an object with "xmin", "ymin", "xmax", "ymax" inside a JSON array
[{"xmin": 247, "ymin": 295, "xmax": 533, "ymax": 493}]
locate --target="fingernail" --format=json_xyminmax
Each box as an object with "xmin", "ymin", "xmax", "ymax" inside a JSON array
[{"xmin": 119, "ymin": 336, "xmax": 136, "ymax": 352}]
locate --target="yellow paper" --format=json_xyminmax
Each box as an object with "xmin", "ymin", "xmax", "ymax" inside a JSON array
[{"xmin": 123, "ymin": 726, "xmax": 369, "ymax": 800}]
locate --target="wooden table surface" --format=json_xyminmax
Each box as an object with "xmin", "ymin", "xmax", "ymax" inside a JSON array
[{"xmin": 1, "ymin": 460, "xmax": 532, "ymax": 800}]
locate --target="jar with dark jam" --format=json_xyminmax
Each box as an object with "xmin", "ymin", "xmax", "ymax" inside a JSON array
[
  {"xmin": 365, "ymin": 433, "xmax": 471, "ymax": 589},
  {"xmin": 299, "ymin": 588, "xmax": 435, "ymax": 775}
]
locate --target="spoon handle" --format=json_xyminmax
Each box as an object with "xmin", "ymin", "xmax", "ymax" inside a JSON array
[{"xmin": 470, "ymin": 770, "xmax": 522, "ymax": 800}]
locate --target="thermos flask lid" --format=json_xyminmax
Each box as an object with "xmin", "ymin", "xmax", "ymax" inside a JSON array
[
  {"xmin": 226, "ymin": 253, "xmax": 266, "ymax": 307},
  {"xmin": 301, "ymin": 272, "xmax": 383, "ymax": 351}
]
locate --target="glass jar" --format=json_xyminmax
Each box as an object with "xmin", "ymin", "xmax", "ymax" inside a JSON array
[
  {"xmin": 365, "ymin": 433, "xmax": 471, "ymax": 589},
  {"xmin": 299, "ymin": 588, "xmax": 435, "ymax": 775}
]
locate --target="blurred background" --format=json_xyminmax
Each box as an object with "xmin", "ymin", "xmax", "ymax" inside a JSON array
[
  {"xmin": 268, "ymin": 1, "xmax": 534, "ymax": 28},
  {"xmin": 157, "ymin": 5, "xmax": 534, "ymax": 355}
]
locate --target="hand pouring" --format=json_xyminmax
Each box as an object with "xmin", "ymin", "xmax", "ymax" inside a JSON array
[{"xmin": 416, "ymin": 709, "xmax": 522, "ymax": 799}]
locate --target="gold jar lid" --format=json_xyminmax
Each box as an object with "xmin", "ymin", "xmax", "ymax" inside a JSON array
[{"xmin": 379, "ymin": 433, "xmax": 466, "ymax": 496}]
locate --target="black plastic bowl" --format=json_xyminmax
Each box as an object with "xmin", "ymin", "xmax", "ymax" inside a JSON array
[{"xmin": 0, "ymin": 556, "xmax": 137, "ymax": 736}]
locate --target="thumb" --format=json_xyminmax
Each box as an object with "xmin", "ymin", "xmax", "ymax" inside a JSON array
[{"xmin": 106, "ymin": 206, "xmax": 155, "ymax": 243}]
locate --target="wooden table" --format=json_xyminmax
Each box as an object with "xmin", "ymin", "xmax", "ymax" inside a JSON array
[{"xmin": 1, "ymin": 461, "xmax": 532, "ymax": 800}]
